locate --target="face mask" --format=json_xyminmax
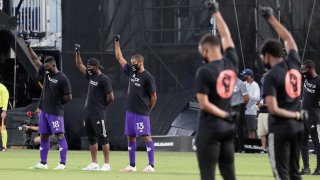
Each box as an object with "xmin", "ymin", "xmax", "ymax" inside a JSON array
[
  {"xmin": 87, "ymin": 67, "xmax": 95, "ymax": 76},
  {"xmin": 132, "ymin": 63, "xmax": 141, "ymax": 72},
  {"xmin": 45, "ymin": 68, "xmax": 54, "ymax": 75},
  {"xmin": 302, "ymin": 71, "xmax": 312, "ymax": 79},
  {"xmin": 263, "ymin": 62, "xmax": 271, "ymax": 71},
  {"xmin": 202, "ymin": 57, "xmax": 209, "ymax": 64}
]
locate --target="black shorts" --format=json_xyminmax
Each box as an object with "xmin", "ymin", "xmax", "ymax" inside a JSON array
[
  {"xmin": 84, "ymin": 112, "xmax": 109, "ymax": 145},
  {"xmin": 245, "ymin": 115, "xmax": 257, "ymax": 131}
]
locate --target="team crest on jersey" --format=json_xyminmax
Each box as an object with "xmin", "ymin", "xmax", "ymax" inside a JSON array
[
  {"xmin": 285, "ymin": 69, "xmax": 301, "ymax": 98},
  {"xmin": 216, "ymin": 70, "xmax": 236, "ymax": 99}
]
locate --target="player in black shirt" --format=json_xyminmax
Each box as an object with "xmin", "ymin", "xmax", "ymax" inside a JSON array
[
  {"xmin": 260, "ymin": 7, "xmax": 308, "ymax": 180},
  {"xmin": 114, "ymin": 35, "xmax": 157, "ymax": 172},
  {"xmin": 75, "ymin": 45, "xmax": 114, "ymax": 171},
  {"xmin": 28, "ymin": 47, "xmax": 72, "ymax": 170},
  {"xmin": 300, "ymin": 60, "xmax": 320, "ymax": 175},
  {"xmin": 195, "ymin": 2, "xmax": 239, "ymax": 180}
]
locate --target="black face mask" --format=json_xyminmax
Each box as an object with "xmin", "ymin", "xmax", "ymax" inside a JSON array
[
  {"xmin": 45, "ymin": 68, "xmax": 54, "ymax": 75},
  {"xmin": 87, "ymin": 67, "xmax": 95, "ymax": 76},
  {"xmin": 302, "ymin": 71, "xmax": 312, "ymax": 79},
  {"xmin": 202, "ymin": 57, "xmax": 209, "ymax": 64},
  {"xmin": 263, "ymin": 62, "xmax": 271, "ymax": 71},
  {"xmin": 132, "ymin": 63, "xmax": 141, "ymax": 72}
]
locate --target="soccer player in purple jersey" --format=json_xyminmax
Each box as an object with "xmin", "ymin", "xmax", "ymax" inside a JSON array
[
  {"xmin": 114, "ymin": 35, "xmax": 157, "ymax": 173},
  {"xmin": 28, "ymin": 46, "xmax": 72, "ymax": 170}
]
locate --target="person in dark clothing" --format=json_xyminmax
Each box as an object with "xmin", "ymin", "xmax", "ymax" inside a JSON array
[{"xmin": 260, "ymin": 7, "xmax": 308, "ymax": 180}]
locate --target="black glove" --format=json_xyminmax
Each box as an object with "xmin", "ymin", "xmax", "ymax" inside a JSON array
[
  {"xmin": 297, "ymin": 110, "xmax": 309, "ymax": 121},
  {"xmin": 25, "ymin": 41, "xmax": 30, "ymax": 48},
  {"xmin": 260, "ymin": 7, "xmax": 273, "ymax": 19},
  {"xmin": 75, "ymin": 44, "xmax": 80, "ymax": 52},
  {"xmin": 114, "ymin": 35, "xmax": 120, "ymax": 42},
  {"xmin": 224, "ymin": 111, "xmax": 240, "ymax": 123},
  {"xmin": 205, "ymin": 1, "xmax": 219, "ymax": 14}
]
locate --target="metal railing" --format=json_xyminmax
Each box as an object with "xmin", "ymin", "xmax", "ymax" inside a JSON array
[{"xmin": 12, "ymin": 0, "xmax": 47, "ymax": 34}]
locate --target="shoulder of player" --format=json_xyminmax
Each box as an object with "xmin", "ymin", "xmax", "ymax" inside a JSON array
[{"xmin": 57, "ymin": 72, "xmax": 70, "ymax": 81}]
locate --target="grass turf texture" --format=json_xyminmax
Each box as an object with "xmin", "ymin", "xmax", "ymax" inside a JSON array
[{"xmin": 0, "ymin": 150, "xmax": 318, "ymax": 180}]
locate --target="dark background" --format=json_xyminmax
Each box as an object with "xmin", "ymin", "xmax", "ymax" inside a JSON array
[{"xmin": 1, "ymin": 0, "xmax": 320, "ymax": 149}]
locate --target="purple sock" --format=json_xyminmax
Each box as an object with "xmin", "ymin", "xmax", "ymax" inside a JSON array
[
  {"xmin": 40, "ymin": 139, "xmax": 50, "ymax": 165},
  {"xmin": 128, "ymin": 141, "xmax": 136, "ymax": 167},
  {"xmin": 146, "ymin": 141, "xmax": 154, "ymax": 166},
  {"xmin": 58, "ymin": 138, "xmax": 68, "ymax": 165}
]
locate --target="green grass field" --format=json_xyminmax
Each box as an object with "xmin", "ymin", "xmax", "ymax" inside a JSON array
[{"xmin": 0, "ymin": 150, "xmax": 318, "ymax": 180}]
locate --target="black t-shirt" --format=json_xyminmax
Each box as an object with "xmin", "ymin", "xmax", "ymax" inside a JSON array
[
  {"xmin": 302, "ymin": 76, "xmax": 320, "ymax": 124},
  {"xmin": 122, "ymin": 64, "xmax": 156, "ymax": 116},
  {"xmin": 263, "ymin": 50, "xmax": 304, "ymax": 134},
  {"xmin": 84, "ymin": 73, "xmax": 113, "ymax": 115},
  {"xmin": 195, "ymin": 48, "xmax": 238, "ymax": 132},
  {"xmin": 38, "ymin": 65, "xmax": 72, "ymax": 116}
]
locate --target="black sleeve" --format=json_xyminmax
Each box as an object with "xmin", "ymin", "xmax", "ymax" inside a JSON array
[
  {"xmin": 262, "ymin": 74, "xmax": 277, "ymax": 98},
  {"xmin": 287, "ymin": 50, "xmax": 301, "ymax": 66},
  {"xmin": 60, "ymin": 76, "xmax": 72, "ymax": 95},
  {"xmin": 146, "ymin": 75, "xmax": 156, "ymax": 94},
  {"xmin": 102, "ymin": 76, "xmax": 113, "ymax": 94},
  {"xmin": 195, "ymin": 68, "xmax": 210, "ymax": 94},
  {"xmin": 39, "ymin": 65, "xmax": 45, "ymax": 76},
  {"xmin": 122, "ymin": 63, "xmax": 133, "ymax": 77},
  {"xmin": 224, "ymin": 48, "xmax": 239, "ymax": 69}
]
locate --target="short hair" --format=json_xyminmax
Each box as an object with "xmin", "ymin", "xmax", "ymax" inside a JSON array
[
  {"xmin": 303, "ymin": 60, "xmax": 316, "ymax": 69},
  {"xmin": 260, "ymin": 39, "xmax": 283, "ymax": 58},
  {"xmin": 131, "ymin": 54, "xmax": 144, "ymax": 62},
  {"xmin": 199, "ymin": 33, "xmax": 221, "ymax": 47},
  {"xmin": 44, "ymin": 56, "xmax": 56, "ymax": 64}
]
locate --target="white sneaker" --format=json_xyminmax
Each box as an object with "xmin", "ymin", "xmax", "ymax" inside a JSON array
[
  {"xmin": 143, "ymin": 165, "xmax": 155, "ymax": 173},
  {"xmin": 120, "ymin": 165, "xmax": 137, "ymax": 172},
  {"xmin": 54, "ymin": 164, "xmax": 66, "ymax": 170},
  {"xmin": 100, "ymin": 164, "xmax": 111, "ymax": 171},
  {"xmin": 29, "ymin": 163, "xmax": 48, "ymax": 170},
  {"xmin": 82, "ymin": 163, "xmax": 100, "ymax": 171}
]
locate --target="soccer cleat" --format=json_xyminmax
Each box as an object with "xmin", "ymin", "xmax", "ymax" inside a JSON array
[
  {"xmin": 30, "ymin": 163, "xmax": 48, "ymax": 170},
  {"xmin": 100, "ymin": 164, "xmax": 111, "ymax": 171},
  {"xmin": 120, "ymin": 165, "xmax": 137, "ymax": 172},
  {"xmin": 1, "ymin": 148, "xmax": 7, "ymax": 152},
  {"xmin": 312, "ymin": 168, "xmax": 320, "ymax": 175},
  {"xmin": 82, "ymin": 163, "xmax": 100, "ymax": 171},
  {"xmin": 143, "ymin": 165, "xmax": 155, "ymax": 173},
  {"xmin": 299, "ymin": 167, "xmax": 311, "ymax": 175},
  {"xmin": 53, "ymin": 164, "xmax": 66, "ymax": 170}
]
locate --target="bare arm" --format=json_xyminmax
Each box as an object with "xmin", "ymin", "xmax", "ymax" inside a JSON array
[
  {"xmin": 243, "ymin": 94, "xmax": 249, "ymax": 105},
  {"xmin": 28, "ymin": 46, "xmax": 42, "ymax": 68},
  {"xmin": 105, "ymin": 92, "xmax": 114, "ymax": 106},
  {"xmin": 265, "ymin": 96, "xmax": 298, "ymax": 119},
  {"xmin": 197, "ymin": 93, "xmax": 228, "ymax": 119},
  {"xmin": 267, "ymin": 16, "xmax": 297, "ymax": 52},
  {"xmin": 261, "ymin": 8, "xmax": 297, "ymax": 52},
  {"xmin": 114, "ymin": 41, "xmax": 127, "ymax": 68},
  {"xmin": 149, "ymin": 92, "xmax": 157, "ymax": 111},
  {"xmin": 213, "ymin": 12, "xmax": 235, "ymax": 50},
  {"xmin": 62, "ymin": 94, "xmax": 72, "ymax": 105},
  {"xmin": 75, "ymin": 51, "xmax": 86, "ymax": 75}
]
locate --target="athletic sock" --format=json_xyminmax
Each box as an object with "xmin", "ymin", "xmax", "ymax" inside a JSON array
[
  {"xmin": 128, "ymin": 141, "xmax": 136, "ymax": 167},
  {"xmin": 146, "ymin": 141, "xmax": 154, "ymax": 167},
  {"xmin": 40, "ymin": 138, "xmax": 50, "ymax": 165},
  {"xmin": 58, "ymin": 138, "xmax": 68, "ymax": 165},
  {"xmin": 1, "ymin": 129, "xmax": 7, "ymax": 149}
]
